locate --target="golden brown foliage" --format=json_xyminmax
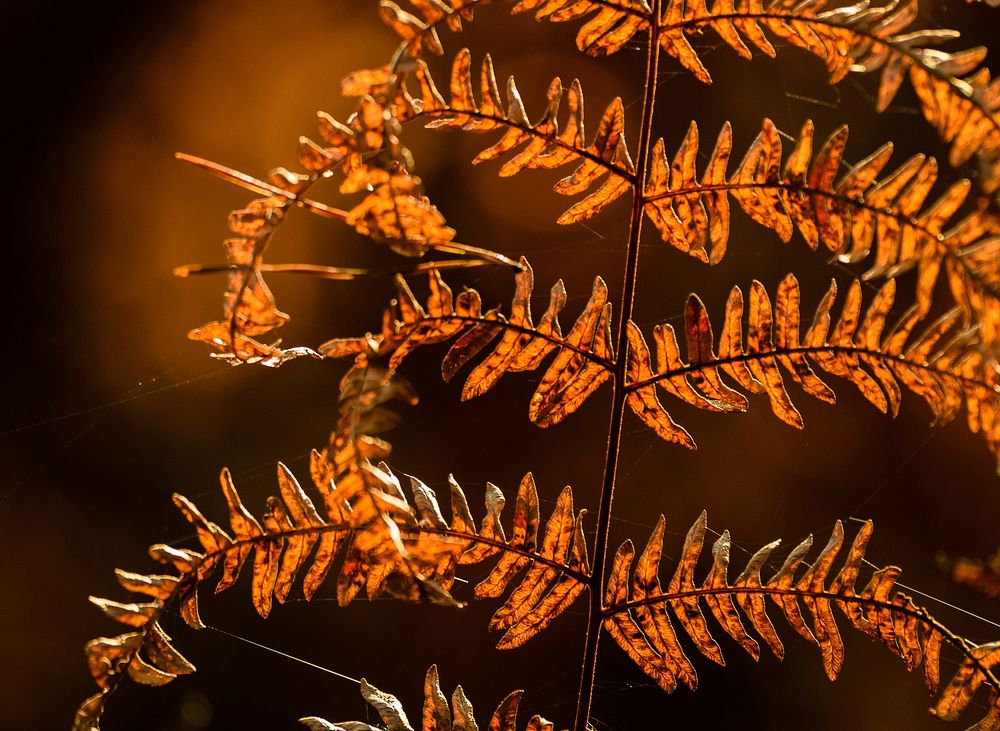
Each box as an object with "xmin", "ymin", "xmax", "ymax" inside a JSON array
[
  {"xmin": 603, "ymin": 514, "xmax": 1000, "ymax": 725},
  {"xmin": 381, "ymin": 0, "xmax": 1000, "ymax": 185},
  {"xmin": 320, "ymin": 259, "xmax": 615, "ymax": 427},
  {"xmin": 175, "ymin": 92, "xmax": 518, "ymax": 366},
  {"xmin": 76, "ymin": 367, "xmax": 590, "ymax": 728},
  {"xmin": 643, "ymin": 119, "xmax": 1000, "ymax": 343},
  {"xmin": 625, "ymin": 273, "xmax": 1000, "ymax": 465},
  {"xmin": 300, "ymin": 664, "xmax": 543, "ymax": 731},
  {"xmin": 318, "ymin": 260, "xmax": 1000, "ymax": 467},
  {"xmin": 78, "ymin": 0, "xmax": 1000, "ymax": 729},
  {"xmin": 398, "ymin": 49, "xmax": 635, "ymax": 225}
]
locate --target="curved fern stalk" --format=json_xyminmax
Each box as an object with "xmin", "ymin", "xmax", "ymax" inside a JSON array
[
  {"xmin": 624, "ymin": 274, "xmax": 1000, "ymax": 469},
  {"xmin": 602, "ymin": 513, "xmax": 1000, "ymax": 729},
  {"xmin": 320, "ymin": 258, "xmax": 617, "ymax": 427},
  {"xmin": 177, "ymin": 86, "xmax": 518, "ymax": 366},
  {"xmin": 390, "ymin": 49, "xmax": 636, "ymax": 226},
  {"xmin": 301, "ymin": 664, "xmax": 559, "ymax": 731},
  {"xmin": 642, "ymin": 118, "xmax": 1000, "ymax": 343}
]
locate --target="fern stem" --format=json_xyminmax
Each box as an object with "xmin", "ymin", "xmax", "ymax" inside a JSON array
[
  {"xmin": 193, "ymin": 524, "xmax": 593, "ymax": 586},
  {"xmin": 625, "ymin": 343, "xmax": 994, "ymax": 394},
  {"xmin": 388, "ymin": 314, "xmax": 616, "ymax": 369},
  {"xmin": 573, "ymin": 5, "xmax": 663, "ymax": 730}
]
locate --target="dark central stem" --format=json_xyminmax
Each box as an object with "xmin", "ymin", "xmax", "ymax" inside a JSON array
[{"xmin": 572, "ymin": 7, "xmax": 662, "ymax": 731}]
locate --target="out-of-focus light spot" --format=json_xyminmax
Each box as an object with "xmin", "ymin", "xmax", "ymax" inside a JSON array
[{"xmin": 180, "ymin": 691, "xmax": 213, "ymax": 729}]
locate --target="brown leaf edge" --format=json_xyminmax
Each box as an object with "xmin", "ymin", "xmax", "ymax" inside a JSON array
[
  {"xmin": 624, "ymin": 273, "xmax": 1000, "ymax": 471},
  {"xmin": 603, "ymin": 513, "xmax": 1000, "ymax": 729},
  {"xmin": 300, "ymin": 663, "xmax": 554, "ymax": 731},
  {"xmin": 320, "ymin": 258, "xmax": 616, "ymax": 429},
  {"xmin": 641, "ymin": 118, "xmax": 1000, "ymax": 347}
]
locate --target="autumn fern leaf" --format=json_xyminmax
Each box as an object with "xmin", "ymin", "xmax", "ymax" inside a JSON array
[
  {"xmin": 654, "ymin": 0, "xmax": 1000, "ymax": 180},
  {"xmin": 171, "ymin": 460, "xmax": 479, "ymax": 616},
  {"xmin": 78, "ymin": 454, "xmax": 590, "ymax": 727},
  {"xmin": 301, "ymin": 664, "xmax": 551, "ymax": 731},
  {"xmin": 176, "ymin": 85, "xmax": 517, "ymax": 365},
  {"xmin": 320, "ymin": 259, "xmax": 616, "ymax": 427},
  {"xmin": 603, "ymin": 514, "xmax": 1000, "ymax": 729},
  {"xmin": 471, "ymin": 474, "xmax": 591, "ymax": 649},
  {"xmin": 625, "ymin": 274, "xmax": 1000, "ymax": 470},
  {"xmin": 75, "ymin": 365, "xmax": 416, "ymax": 729},
  {"xmin": 512, "ymin": 0, "xmax": 653, "ymax": 56},
  {"xmin": 381, "ymin": 0, "xmax": 998, "ymax": 184},
  {"xmin": 394, "ymin": 49, "xmax": 635, "ymax": 224},
  {"xmin": 382, "ymin": 0, "xmax": 654, "ymax": 57},
  {"xmin": 642, "ymin": 118, "xmax": 1000, "ymax": 343}
]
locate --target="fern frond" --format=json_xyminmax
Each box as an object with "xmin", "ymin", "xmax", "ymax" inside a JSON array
[
  {"xmin": 513, "ymin": 0, "xmax": 653, "ymax": 56},
  {"xmin": 301, "ymin": 664, "xmax": 551, "ymax": 731},
  {"xmin": 78, "ymin": 447, "xmax": 589, "ymax": 727},
  {"xmin": 381, "ymin": 0, "xmax": 654, "ymax": 57},
  {"xmin": 654, "ymin": 0, "xmax": 1000, "ymax": 182},
  {"xmin": 178, "ymin": 88, "xmax": 518, "ymax": 365},
  {"xmin": 320, "ymin": 258, "xmax": 616, "ymax": 427},
  {"xmin": 624, "ymin": 274, "xmax": 1000, "ymax": 469},
  {"xmin": 73, "ymin": 545, "xmax": 205, "ymax": 731},
  {"xmin": 394, "ymin": 49, "xmax": 635, "ymax": 225},
  {"xmin": 175, "ymin": 463, "xmax": 589, "ymax": 630},
  {"xmin": 603, "ymin": 513, "xmax": 1000, "ymax": 728},
  {"xmin": 74, "ymin": 363, "xmax": 410, "ymax": 729},
  {"xmin": 378, "ymin": 0, "xmax": 999, "ymax": 185},
  {"xmin": 642, "ymin": 118, "xmax": 1000, "ymax": 341}
]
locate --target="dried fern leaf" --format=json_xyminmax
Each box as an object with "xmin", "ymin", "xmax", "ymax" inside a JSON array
[
  {"xmin": 604, "ymin": 514, "xmax": 1000, "ymax": 729},
  {"xmin": 76, "ymin": 596, "xmax": 199, "ymax": 730},
  {"xmin": 484, "ymin": 481, "xmax": 591, "ymax": 649},
  {"xmin": 75, "ymin": 364, "xmax": 408, "ymax": 729},
  {"xmin": 180, "ymin": 86, "xmax": 515, "ymax": 365},
  {"xmin": 392, "ymin": 50, "xmax": 635, "ymax": 225},
  {"xmin": 382, "ymin": 0, "xmax": 654, "ymax": 57},
  {"xmin": 302, "ymin": 664, "xmax": 553, "ymax": 731},
  {"xmin": 79, "ymin": 450, "xmax": 589, "ymax": 727},
  {"xmin": 383, "ymin": 0, "xmax": 998, "ymax": 183},
  {"xmin": 320, "ymin": 258, "xmax": 616, "ymax": 428},
  {"xmin": 642, "ymin": 119, "xmax": 1000, "ymax": 343},
  {"xmin": 625, "ymin": 274, "xmax": 1000, "ymax": 471},
  {"xmin": 653, "ymin": 0, "xmax": 1000, "ymax": 182}
]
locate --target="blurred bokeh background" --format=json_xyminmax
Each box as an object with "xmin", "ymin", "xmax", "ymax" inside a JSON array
[{"xmin": 3, "ymin": 2, "xmax": 999, "ymax": 729}]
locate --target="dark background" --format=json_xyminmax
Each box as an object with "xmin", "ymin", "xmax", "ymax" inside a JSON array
[{"xmin": 3, "ymin": 2, "xmax": 999, "ymax": 730}]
